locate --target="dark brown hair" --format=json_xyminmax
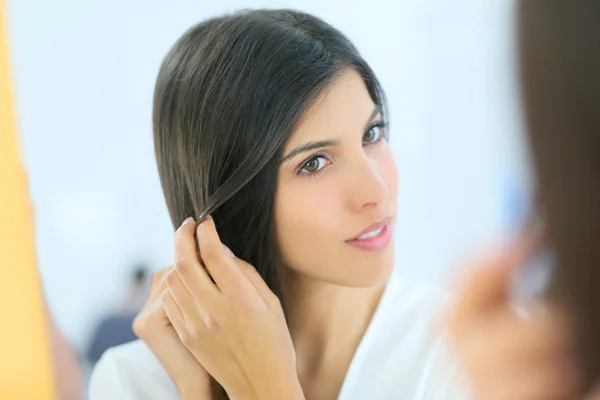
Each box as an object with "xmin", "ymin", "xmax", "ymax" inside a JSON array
[
  {"xmin": 152, "ymin": 9, "xmax": 387, "ymax": 399},
  {"xmin": 519, "ymin": 0, "xmax": 600, "ymax": 393}
]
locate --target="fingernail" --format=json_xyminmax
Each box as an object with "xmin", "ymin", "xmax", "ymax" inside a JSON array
[
  {"xmin": 223, "ymin": 244, "xmax": 235, "ymax": 258},
  {"xmin": 182, "ymin": 217, "xmax": 195, "ymax": 226}
]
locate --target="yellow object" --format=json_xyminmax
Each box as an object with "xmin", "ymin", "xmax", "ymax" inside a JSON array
[{"xmin": 0, "ymin": 2, "xmax": 56, "ymax": 399}]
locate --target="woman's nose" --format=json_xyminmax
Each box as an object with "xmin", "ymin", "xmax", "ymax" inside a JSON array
[{"xmin": 346, "ymin": 156, "xmax": 391, "ymax": 212}]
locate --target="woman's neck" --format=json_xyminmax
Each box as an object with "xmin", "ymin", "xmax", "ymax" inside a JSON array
[{"xmin": 281, "ymin": 269, "xmax": 387, "ymax": 395}]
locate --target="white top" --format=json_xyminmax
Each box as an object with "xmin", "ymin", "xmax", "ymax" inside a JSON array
[{"xmin": 89, "ymin": 274, "xmax": 471, "ymax": 399}]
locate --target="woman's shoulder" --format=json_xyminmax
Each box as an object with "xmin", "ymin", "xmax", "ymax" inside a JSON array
[{"xmin": 89, "ymin": 340, "xmax": 178, "ymax": 400}]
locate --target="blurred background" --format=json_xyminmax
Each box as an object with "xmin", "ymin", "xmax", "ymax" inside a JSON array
[{"xmin": 4, "ymin": 0, "xmax": 530, "ymax": 394}]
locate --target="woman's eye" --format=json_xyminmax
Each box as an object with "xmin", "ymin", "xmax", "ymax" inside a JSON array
[
  {"xmin": 300, "ymin": 156, "xmax": 327, "ymax": 174},
  {"xmin": 363, "ymin": 124, "xmax": 383, "ymax": 144}
]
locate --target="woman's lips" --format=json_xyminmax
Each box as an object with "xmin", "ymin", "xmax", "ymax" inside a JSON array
[{"xmin": 346, "ymin": 222, "xmax": 392, "ymax": 251}]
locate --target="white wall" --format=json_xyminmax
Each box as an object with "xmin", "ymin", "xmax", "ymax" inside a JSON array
[{"xmin": 5, "ymin": 0, "xmax": 529, "ymax": 352}]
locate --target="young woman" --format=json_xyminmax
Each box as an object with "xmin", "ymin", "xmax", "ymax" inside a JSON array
[{"xmin": 89, "ymin": 9, "xmax": 469, "ymax": 400}]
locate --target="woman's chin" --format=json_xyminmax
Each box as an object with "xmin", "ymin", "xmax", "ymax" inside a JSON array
[
  {"xmin": 284, "ymin": 249, "xmax": 395, "ymax": 288},
  {"xmin": 333, "ymin": 257, "xmax": 395, "ymax": 288}
]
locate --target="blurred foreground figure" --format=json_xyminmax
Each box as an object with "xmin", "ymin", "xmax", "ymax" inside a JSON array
[
  {"xmin": 520, "ymin": 0, "xmax": 600, "ymax": 394},
  {"xmin": 447, "ymin": 1, "xmax": 600, "ymax": 398}
]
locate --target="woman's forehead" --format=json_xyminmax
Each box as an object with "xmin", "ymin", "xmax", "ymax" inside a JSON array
[{"xmin": 285, "ymin": 70, "xmax": 378, "ymax": 148}]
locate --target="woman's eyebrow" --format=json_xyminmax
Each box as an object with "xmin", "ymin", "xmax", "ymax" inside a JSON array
[
  {"xmin": 281, "ymin": 140, "xmax": 339, "ymax": 163},
  {"xmin": 281, "ymin": 105, "xmax": 381, "ymax": 163}
]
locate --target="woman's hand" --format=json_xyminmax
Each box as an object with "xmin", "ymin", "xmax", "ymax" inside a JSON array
[
  {"xmin": 164, "ymin": 216, "xmax": 304, "ymax": 400},
  {"xmin": 446, "ymin": 240, "xmax": 580, "ymax": 399},
  {"xmin": 133, "ymin": 267, "xmax": 212, "ymax": 400}
]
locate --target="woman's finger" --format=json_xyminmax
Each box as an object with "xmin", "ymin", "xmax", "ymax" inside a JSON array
[
  {"xmin": 166, "ymin": 268, "xmax": 212, "ymax": 329},
  {"xmin": 166, "ymin": 269, "xmax": 194, "ymax": 321},
  {"xmin": 149, "ymin": 268, "xmax": 170, "ymax": 298},
  {"xmin": 174, "ymin": 217, "xmax": 220, "ymax": 303},
  {"xmin": 161, "ymin": 290, "xmax": 186, "ymax": 332},
  {"xmin": 196, "ymin": 216, "xmax": 252, "ymax": 295},
  {"xmin": 232, "ymin": 256, "xmax": 281, "ymax": 312}
]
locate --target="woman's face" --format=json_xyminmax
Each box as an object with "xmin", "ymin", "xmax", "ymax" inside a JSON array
[{"xmin": 275, "ymin": 69, "xmax": 399, "ymax": 287}]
